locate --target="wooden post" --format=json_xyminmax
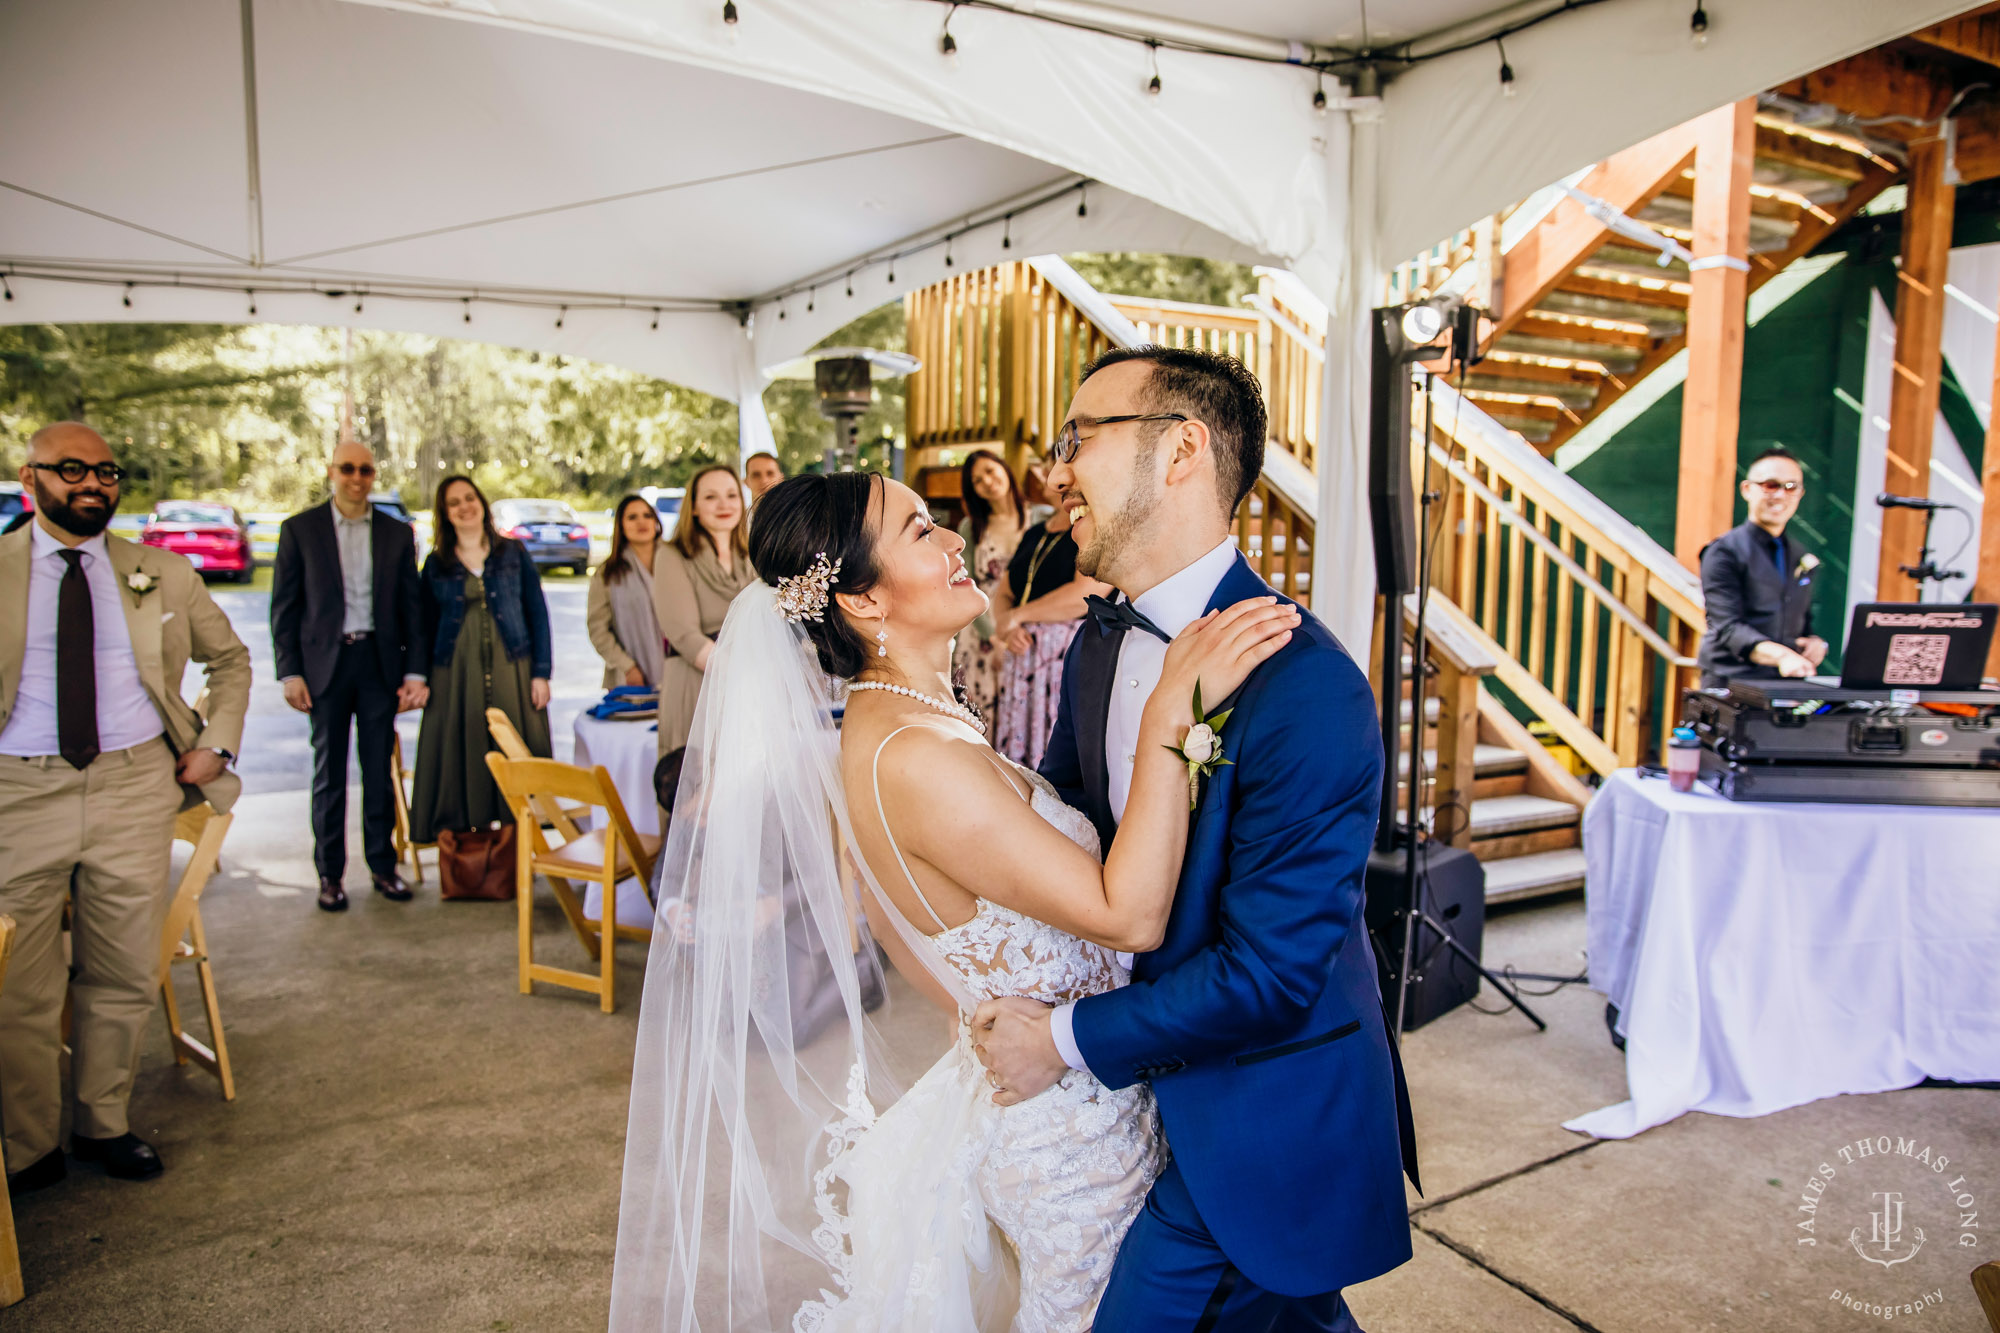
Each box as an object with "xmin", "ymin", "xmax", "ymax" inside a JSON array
[
  {"xmin": 1877, "ymin": 131, "xmax": 1955, "ymax": 602},
  {"xmin": 1674, "ymin": 98, "xmax": 1757, "ymax": 570},
  {"xmin": 1977, "ymin": 284, "xmax": 2000, "ymax": 678}
]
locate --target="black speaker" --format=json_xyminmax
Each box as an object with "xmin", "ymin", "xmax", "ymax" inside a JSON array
[
  {"xmin": 1367, "ymin": 308, "xmax": 1418, "ymax": 597},
  {"xmin": 1364, "ymin": 841, "xmax": 1486, "ymax": 1032}
]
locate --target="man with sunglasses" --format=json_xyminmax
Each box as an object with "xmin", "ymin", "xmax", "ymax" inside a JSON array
[
  {"xmin": 271, "ymin": 439, "xmax": 428, "ymax": 912},
  {"xmin": 1698, "ymin": 445, "xmax": 1826, "ymax": 685},
  {"xmin": 0, "ymin": 421, "xmax": 250, "ymax": 1192}
]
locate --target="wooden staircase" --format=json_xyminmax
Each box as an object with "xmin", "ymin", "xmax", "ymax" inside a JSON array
[{"xmin": 1428, "ymin": 108, "xmax": 1899, "ymax": 453}]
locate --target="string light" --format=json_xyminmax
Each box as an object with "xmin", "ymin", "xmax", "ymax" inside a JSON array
[
  {"xmin": 1497, "ymin": 40, "xmax": 1516, "ymax": 98},
  {"xmin": 1689, "ymin": 4, "xmax": 1708, "ymax": 48},
  {"xmin": 887, "ymin": 260, "xmax": 895, "ymax": 283},
  {"xmin": 2, "ymin": 274, "xmax": 12, "ymax": 302},
  {"xmin": 943, "ymin": 238, "xmax": 954, "ymax": 268},
  {"xmin": 246, "ymin": 289, "xmax": 257, "ymax": 316},
  {"xmin": 1146, "ymin": 40, "xmax": 1162, "ymax": 96},
  {"xmin": 939, "ymin": 3, "xmax": 958, "ymax": 60},
  {"xmin": 555, "ymin": 303, "xmax": 566, "ymax": 329},
  {"xmin": 1078, "ymin": 184, "xmax": 1089, "ymax": 219},
  {"xmin": 122, "ymin": 282, "xmax": 133, "ymax": 308},
  {"xmin": 651, "ymin": 306, "xmax": 661, "ymax": 330},
  {"xmin": 355, "ymin": 293, "xmax": 364, "ymax": 313},
  {"xmin": 846, "ymin": 271, "xmax": 856, "ymax": 297},
  {"xmin": 1313, "ymin": 72, "xmax": 1328, "ymax": 114},
  {"xmin": 1001, "ymin": 215, "xmax": 1012, "ymax": 249},
  {"xmin": 462, "ymin": 297, "xmax": 472, "ymax": 324},
  {"xmin": 722, "ymin": 1, "xmax": 738, "ymax": 24}
]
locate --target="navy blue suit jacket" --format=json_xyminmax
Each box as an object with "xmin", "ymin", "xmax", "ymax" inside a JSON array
[{"xmin": 1039, "ymin": 554, "xmax": 1417, "ymax": 1297}]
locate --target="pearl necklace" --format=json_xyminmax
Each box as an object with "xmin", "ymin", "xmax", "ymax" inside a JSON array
[{"xmin": 846, "ymin": 681, "xmax": 987, "ymax": 734}]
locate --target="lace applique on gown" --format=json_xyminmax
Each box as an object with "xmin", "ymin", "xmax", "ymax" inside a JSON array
[{"xmin": 796, "ymin": 761, "xmax": 1162, "ymax": 1333}]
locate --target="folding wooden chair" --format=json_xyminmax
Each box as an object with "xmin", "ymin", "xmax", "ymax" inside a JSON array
[
  {"xmin": 390, "ymin": 733, "xmax": 433, "ymax": 886},
  {"xmin": 483, "ymin": 754, "xmax": 659, "ymax": 1013},
  {"xmin": 483, "ymin": 708, "xmax": 590, "ymax": 827},
  {"xmin": 159, "ymin": 803, "xmax": 236, "ymax": 1100},
  {"xmin": 0, "ymin": 915, "xmax": 23, "ymax": 1307}
]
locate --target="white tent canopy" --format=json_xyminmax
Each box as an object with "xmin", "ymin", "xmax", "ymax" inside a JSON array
[{"xmin": 2, "ymin": 0, "xmax": 1971, "ymax": 646}]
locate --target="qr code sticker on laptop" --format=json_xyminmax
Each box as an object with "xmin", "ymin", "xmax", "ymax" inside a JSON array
[{"xmin": 1883, "ymin": 633, "xmax": 1949, "ymax": 685}]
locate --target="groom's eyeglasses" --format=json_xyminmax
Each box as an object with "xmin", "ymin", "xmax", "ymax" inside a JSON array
[
  {"xmin": 1050, "ymin": 413, "xmax": 1187, "ymax": 465},
  {"xmin": 30, "ymin": 460, "xmax": 127, "ymax": 485}
]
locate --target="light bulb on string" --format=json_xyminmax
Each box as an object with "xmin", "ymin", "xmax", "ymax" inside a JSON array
[
  {"xmin": 939, "ymin": 4, "xmax": 959, "ymax": 62},
  {"xmin": 1689, "ymin": 5, "xmax": 1708, "ymax": 47},
  {"xmin": 246, "ymin": 289, "xmax": 257, "ymax": 316},
  {"xmin": 887, "ymin": 260, "xmax": 896, "ymax": 283},
  {"xmin": 944, "ymin": 237, "xmax": 954, "ymax": 268},
  {"xmin": 555, "ymin": 304, "xmax": 566, "ymax": 329},
  {"xmin": 1001, "ymin": 215, "xmax": 1012, "ymax": 250},
  {"xmin": 1145, "ymin": 40, "xmax": 1162, "ymax": 97},
  {"xmin": 807, "ymin": 286, "xmax": 816, "ymax": 312},
  {"xmin": 122, "ymin": 283, "xmax": 133, "ymax": 309},
  {"xmin": 1497, "ymin": 40, "xmax": 1516, "ymax": 98},
  {"xmin": 1313, "ymin": 72, "xmax": 1328, "ymax": 115},
  {"xmin": 846, "ymin": 271, "xmax": 856, "ymax": 297},
  {"xmin": 3, "ymin": 274, "xmax": 14, "ymax": 302},
  {"xmin": 354, "ymin": 293, "xmax": 364, "ymax": 314},
  {"xmin": 1077, "ymin": 185, "xmax": 1089, "ymax": 219},
  {"xmin": 720, "ymin": 0, "xmax": 740, "ymax": 43},
  {"xmin": 651, "ymin": 307, "xmax": 660, "ymax": 330},
  {"xmin": 462, "ymin": 297, "xmax": 472, "ymax": 324}
]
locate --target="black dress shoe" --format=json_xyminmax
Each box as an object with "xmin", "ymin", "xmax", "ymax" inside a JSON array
[
  {"xmin": 69, "ymin": 1133, "xmax": 163, "ymax": 1181},
  {"xmin": 318, "ymin": 878, "xmax": 349, "ymax": 912},
  {"xmin": 371, "ymin": 870, "xmax": 413, "ymax": 902},
  {"xmin": 7, "ymin": 1149, "xmax": 66, "ymax": 1196}
]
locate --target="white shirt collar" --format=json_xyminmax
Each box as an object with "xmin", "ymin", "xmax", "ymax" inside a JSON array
[
  {"xmin": 332, "ymin": 503, "xmax": 371, "ymax": 527},
  {"xmin": 1129, "ymin": 538, "xmax": 1239, "ymax": 639},
  {"xmin": 30, "ymin": 520, "xmax": 107, "ymax": 567}
]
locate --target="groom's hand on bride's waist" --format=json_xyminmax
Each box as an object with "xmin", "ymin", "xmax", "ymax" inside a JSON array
[{"xmin": 972, "ymin": 997, "xmax": 1067, "ymax": 1106}]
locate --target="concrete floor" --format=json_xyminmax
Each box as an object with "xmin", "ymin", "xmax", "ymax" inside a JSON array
[{"xmin": 7, "ymin": 581, "xmax": 1995, "ymax": 1331}]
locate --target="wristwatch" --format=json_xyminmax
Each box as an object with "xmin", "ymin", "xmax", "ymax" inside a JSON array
[{"xmin": 212, "ymin": 748, "xmax": 236, "ymax": 766}]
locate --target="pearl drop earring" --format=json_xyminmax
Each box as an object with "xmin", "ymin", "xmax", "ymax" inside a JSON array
[{"xmin": 876, "ymin": 616, "xmax": 888, "ymax": 657}]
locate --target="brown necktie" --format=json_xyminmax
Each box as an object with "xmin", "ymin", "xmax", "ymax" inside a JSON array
[{"xmin": 56, "ymin": 548, "xmax": 99, "ymax": 770}]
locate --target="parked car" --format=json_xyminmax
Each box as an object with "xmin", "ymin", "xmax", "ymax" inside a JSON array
[
  {"xmin": 491, "ymin": 498, "xmax": 591, "ymax": 575},
  {"xmin": 638, "ymin": 485, "xmax": 684, "ymax": 539},
  {"xmin": 142, "ymin": 500, "xmax": 255, "ymax": 582},
  {"xmin": 0, "ymin": 481, "xmax": 29, "ymax": 534},
  {"xmin": 369, "ymin": 491, "xmax": 414, "ymax": 524}
]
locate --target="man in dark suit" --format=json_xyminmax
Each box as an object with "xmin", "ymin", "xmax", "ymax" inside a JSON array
[
  {"xmin": 974, "ymin": 347, "xmax": 1416, "ymax": 1331},
  {"xmin": 271, "ymin": 440, "xmax": 428, "ymax": 911},
  {"xmin": 1697, "ymin": 445, "xmax": 1825, "ymax": 686}
]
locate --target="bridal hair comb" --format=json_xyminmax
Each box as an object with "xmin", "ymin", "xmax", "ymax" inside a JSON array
[{"xmin": 775, "ymin": 551, "xmax": 842, "ymax": 623}]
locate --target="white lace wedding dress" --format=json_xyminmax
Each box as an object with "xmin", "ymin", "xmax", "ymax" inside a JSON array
[{"xmin": 794, "ymin": 736, "xmax": 1162, "ymax": 1333}]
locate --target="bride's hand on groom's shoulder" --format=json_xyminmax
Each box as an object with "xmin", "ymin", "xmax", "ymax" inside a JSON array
[
  {"xmin": 971, "ymin": 996, "xmax": 1067, "ymax": 1106},
  {"xmin": 1153, "ymin": 596, "xmax": 1300, "ymax": 725}
]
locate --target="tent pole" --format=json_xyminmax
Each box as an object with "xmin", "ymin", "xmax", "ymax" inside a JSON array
[{"xmin": 239, "ymin": 0, "xmax": 265, "ymax": 268}]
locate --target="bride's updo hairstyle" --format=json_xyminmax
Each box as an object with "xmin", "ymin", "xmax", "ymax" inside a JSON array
[{"xmin": 748, "ymin": 471, "xmax": 886, "ymax": 679}]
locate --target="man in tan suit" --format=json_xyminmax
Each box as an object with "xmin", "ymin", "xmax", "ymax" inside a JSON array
[{"xmin": 0, "ymin": 422, "xmax": 250, "ymax": 1194}]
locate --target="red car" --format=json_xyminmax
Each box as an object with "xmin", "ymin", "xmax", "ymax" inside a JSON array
[{"xmin": 142, "ymin": 501, "xmax": 255, "ymax": 582}]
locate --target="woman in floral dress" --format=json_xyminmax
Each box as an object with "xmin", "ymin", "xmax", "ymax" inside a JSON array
[{"xmin": 951, "ymin": 450, "xmax": 1031, "ymax": 727}]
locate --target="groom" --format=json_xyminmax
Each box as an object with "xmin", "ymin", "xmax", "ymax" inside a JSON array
[{"xmin": 975, "ymin": 346, "xmax": 1417, "ymax": 1331}]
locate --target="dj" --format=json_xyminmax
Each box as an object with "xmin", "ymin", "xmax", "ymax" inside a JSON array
[{"xmin": 1697, "ymin": 446, "xmax": 1826, "ymax": 685}]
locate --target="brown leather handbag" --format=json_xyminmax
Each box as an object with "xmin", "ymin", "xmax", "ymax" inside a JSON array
[{"xmin": 437, "ymin": 823, "xmax": 518, "ymax": 901}]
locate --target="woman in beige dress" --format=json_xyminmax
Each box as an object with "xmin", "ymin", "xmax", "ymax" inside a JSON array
[
  {"xmin": 586, "ymin": 494, "xmax": 667, "ymax": 689},
  {"xmin": 653, "ymin": 464, "xmax": 755, "ymax": 754}
]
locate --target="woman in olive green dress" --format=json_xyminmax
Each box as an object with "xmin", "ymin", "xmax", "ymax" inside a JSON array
[
  {"xmin": 410, "ymin": 475, "xmax": 554, "ymax": 845},
  {"xmin": 653, "ymin": 464, "xmax": 755, "ymax": 755}
]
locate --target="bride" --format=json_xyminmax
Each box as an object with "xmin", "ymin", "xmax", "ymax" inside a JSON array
[{"xmin": 609, "ymin": 470, "xmax": 1297, "ymax": 1332}]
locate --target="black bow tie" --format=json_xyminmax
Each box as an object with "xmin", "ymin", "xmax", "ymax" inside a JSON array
[{"xmin": 1084, "ymin": 594, "xmax": 1172, "ymax": 645}]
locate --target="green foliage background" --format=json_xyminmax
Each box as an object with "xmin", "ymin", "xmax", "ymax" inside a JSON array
[{"xmin": 0, "ymin": 254, "xmax": 1249, "ymax": 511}]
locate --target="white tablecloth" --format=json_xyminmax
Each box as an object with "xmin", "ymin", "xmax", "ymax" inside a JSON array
[
  {"xmin": 570, "ymin": 713, "xmax": 660, "ymax": 930},
  {"xmin": 1566, "ymin": 768, "xmax": 2000, "ymax": 1140}
]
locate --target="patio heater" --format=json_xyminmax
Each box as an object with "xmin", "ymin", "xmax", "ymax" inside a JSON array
[{"xmin": 767, "ymin": 347, "xmax": 920, "ymax": 474}]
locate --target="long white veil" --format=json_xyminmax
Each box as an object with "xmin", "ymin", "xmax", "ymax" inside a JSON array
[{"xmin": 609, "ymin": 580, "xmax": 977, "ymax": 1331}]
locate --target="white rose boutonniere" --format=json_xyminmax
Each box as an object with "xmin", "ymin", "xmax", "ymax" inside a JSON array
[
  {"xmin": 1164, "ymin": 682, "xmax": 1233, "ymax": 810},
  {"xmin": 1794, "ymin": 552, "xmax": 1819, "ymax": 582},
  {"xmin": 126, "ymin": 570, "xmax": 158, "ymax": 598}
]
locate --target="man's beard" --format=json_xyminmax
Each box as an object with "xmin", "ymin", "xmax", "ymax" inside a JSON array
[
  {"xmin": 32, "ymin": 477, "xmax": 118, "ymax": 538},
  {"xmin": 1073, "ymin": 444, "xmax": 1158, "ymax": 582}
]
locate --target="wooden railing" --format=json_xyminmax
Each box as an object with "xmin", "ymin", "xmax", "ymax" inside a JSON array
[
  {"xmin": 905, "ymin": 257, "xmax": 1319, "ymax": 608},
  {"xmin": 1424, "ymin": 380, "xmax": 1705, "ymax": 771}
]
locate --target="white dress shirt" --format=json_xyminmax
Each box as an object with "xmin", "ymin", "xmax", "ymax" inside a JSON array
[
  {"xmin": 1050, "ymin": 537, "xmax": 1239, "ymax": 1074},
  {"xmin": 0, "ymin": 524, "xmax": 164, "ymax": 758}
]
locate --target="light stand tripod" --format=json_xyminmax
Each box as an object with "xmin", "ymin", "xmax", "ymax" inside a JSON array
[{"xmin": 1372, "ymin": 305, "xmax": 1544, "ymax": 1037}]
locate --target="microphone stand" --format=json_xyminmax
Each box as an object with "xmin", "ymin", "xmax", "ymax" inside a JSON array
[{"xmin": 1896, "ymin": 503, "xmax": 1964, "ymax": 600}]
